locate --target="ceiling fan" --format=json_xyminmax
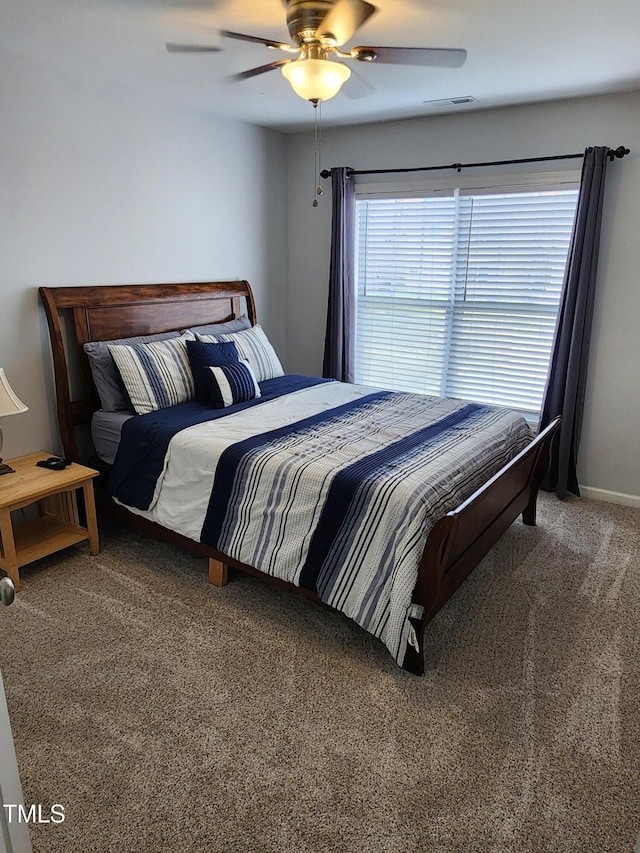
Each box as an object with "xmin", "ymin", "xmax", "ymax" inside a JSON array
[{"xmin": 167, "ymin": 0, "xmax": 467, "ymax": 103}]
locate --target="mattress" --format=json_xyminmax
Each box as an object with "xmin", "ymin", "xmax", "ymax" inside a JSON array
[{"xmin": 91, "ymin": 410, "xmax": 134, "ymax": 465}]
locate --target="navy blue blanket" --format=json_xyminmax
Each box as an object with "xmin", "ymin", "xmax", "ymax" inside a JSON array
[{"xmin": 108, "ymin": 375, "xmax": 329, "ymax": 510}]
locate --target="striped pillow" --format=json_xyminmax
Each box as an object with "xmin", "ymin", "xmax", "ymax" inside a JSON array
[
  {"xmin": 196, "ymin": 325, "xmax": 283, "ymax": 382},
  {"xmin": 206, "ymin": 360, "xmax": 261, "ymax": 409},
  {"xmin": 108, "ymin": 335, "xmax": 195, "ymax": 414},
  {"xmin": 84, "ymin": 330, "xmax": 182, "ymax": 412}
]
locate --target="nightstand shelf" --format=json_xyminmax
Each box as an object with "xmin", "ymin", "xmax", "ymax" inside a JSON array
[{"xmin": 0, "ymin": 452, "xmax": 99, "ymax": 591}]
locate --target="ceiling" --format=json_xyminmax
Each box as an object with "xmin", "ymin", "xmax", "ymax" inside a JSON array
[{"xmin": 2, "ymin": 0, "xmax": 640, "ymax": 133}]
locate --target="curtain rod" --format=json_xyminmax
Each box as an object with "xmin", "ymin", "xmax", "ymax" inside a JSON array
[{"xmin": 319, "ymin": 146, "xmax": 630, "ymax": 180}]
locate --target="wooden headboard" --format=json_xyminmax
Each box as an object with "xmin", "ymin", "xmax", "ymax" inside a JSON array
[{"xmin": 39, "ymin": 280, "xmax": 257, "ymax": 462}]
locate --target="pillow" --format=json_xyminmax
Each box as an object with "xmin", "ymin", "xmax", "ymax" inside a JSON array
[
  {"xmin": 184, "ymin": 315, "xmax": 252, "ymax": 337},
  {"xmin": 186, "ymin": 340, "xmax": 239, "ymax": 403},
  {"xmin": 108, "ymin": 335, "xmax": 195, "ymax": 414},
  {"xmin": 205, "ymin": 360, "xmax": 261, "ymax": 409},
  {"xmin": 84, "ymin": 330, "xmax": 181, "ymax": 412},
  {"xmin": 196, "ymin": 325, "xmax": 284, "ymax": 382}
]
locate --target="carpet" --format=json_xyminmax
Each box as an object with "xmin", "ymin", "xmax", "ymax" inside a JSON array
[{"xmin": 1, "ymin": 493, "xmax": 639, "ymax": 852}]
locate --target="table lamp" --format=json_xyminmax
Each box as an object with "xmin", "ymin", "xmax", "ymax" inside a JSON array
[{"xmin": 0, "ymin": 369, "xmax": 28, "ymax": 475}]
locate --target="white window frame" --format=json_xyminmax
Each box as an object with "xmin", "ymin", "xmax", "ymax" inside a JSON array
[{"xmin": 353, "ymin": 167, "xmax": 581, "ymax": 422}]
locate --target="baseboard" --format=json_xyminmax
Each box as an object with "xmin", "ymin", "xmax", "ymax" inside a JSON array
[{"xmin": 579, "ymin": 485, "xmax": 640, "ymax": 508}]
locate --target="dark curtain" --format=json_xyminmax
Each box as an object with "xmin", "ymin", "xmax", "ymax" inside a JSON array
[
  {"xmin": 540, "ymin": 146, "xmax": 610, "ymax": 498},
  {"xmin": 322, "ymin": 167, "xmax": 355, "ymax": 382}
]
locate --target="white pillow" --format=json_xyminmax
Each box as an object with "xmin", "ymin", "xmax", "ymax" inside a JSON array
[{"xmin": 196, "ymin": 325, "xmax": 283, "ymax": 382}]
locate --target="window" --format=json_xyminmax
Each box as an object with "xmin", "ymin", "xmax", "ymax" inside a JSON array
[{"xmin": 354, "ymin": 182, "xmax": 579, "ymax": 417}]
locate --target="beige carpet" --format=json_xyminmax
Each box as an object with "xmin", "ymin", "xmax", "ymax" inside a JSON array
[{"xmin": 1, "ymin": 493, "xmax": 639, "ymax": 853}]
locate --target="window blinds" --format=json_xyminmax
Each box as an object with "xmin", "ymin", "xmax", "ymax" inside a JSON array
[{"xmin": 354, "ymin": 187, "xmax": 579, "ymax": 416}]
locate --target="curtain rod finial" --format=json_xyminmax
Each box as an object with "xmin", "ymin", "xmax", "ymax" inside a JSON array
[
  {"xmin": 608, "ymin": 145, "xmax": 630, "ymax": 161},
  {"xmin": 320, "ymin": 168, "xmax": 355, "ymax": 179}
]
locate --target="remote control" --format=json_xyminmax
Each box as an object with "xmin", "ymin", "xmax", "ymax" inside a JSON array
[{"xmin": 36, "ymin": 457, "xmax": 71, "ymax": 471}]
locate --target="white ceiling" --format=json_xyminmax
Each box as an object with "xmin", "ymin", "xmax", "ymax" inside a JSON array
[{"xmin": 2, "ymin": 0, "xmax": 640, "ymax": 133}]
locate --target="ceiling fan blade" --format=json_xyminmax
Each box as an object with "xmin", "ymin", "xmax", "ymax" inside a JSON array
[
  {"xmin": 352, "ymin": 46, "xmax": 467, "ymax": 67},
  {"xmin": 232, "ymin": 59, "xmax": 292, "ymax": 81},
  {"xmin": 221, "ymin": 30, "xmax": 296, "ymax": 52},
  {"xmin": 315, "ymin": 0, "xmax": 377, "ymax": 46},
  {"xmin": 166, "ymin": 43, "xmax": 222, "ymax": 53}
]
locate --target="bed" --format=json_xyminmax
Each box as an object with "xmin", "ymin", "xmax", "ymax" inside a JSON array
[{"xmin": 40, "ymin": 280, "xmax": 560, "ymax": 674}]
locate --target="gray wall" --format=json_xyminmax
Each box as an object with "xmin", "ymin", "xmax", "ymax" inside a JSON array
[
  {"xmin": 2, "ymin": 46, "xmax": 637, "ymax": 503},
  {"xmin": 286, "ymin": 92, "xmax": 640, "ymax": 500},
  {"xmin": 0, "ymin": 50, "xmax": 288, "ymax": 460}
]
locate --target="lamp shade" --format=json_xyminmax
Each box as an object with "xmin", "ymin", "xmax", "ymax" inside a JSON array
[
  {"xmin": 282, "ymin": 59, "xmax": 351, "ymax": 102},
  {"xmin": 0, "ymin": 369, "xmax": 28, "ymax": 417}
]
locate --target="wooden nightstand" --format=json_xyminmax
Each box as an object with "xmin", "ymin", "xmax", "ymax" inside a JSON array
[{"xmin": 0, "ymin": 452, "xmax": 99, "ymax": 591}]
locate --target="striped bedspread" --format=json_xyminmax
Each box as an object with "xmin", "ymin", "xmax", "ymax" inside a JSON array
[{"xmin": 113, "ymin": 381, "xmax": 532, "ymax": 665}]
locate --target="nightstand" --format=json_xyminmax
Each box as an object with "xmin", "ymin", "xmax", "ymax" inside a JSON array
[{"xmin": 0, "ymin": 452, "xmax": 99, "ymax": 591}]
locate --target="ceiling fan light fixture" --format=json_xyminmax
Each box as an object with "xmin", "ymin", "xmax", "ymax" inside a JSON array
[{"xmin": 282, "ymin": 58, "xmax": 351, "ymax": 102}]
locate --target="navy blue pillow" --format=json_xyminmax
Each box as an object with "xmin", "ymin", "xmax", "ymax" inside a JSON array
[
  {"xmin": 186, "ymin": 340, "xmax": 239, "ymax": 402},
  {"xmin": 205, "ymin": 361, "xmax": 261, "ymax": 409}
]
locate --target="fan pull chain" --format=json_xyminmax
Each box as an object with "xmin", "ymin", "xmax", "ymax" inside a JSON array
[{"xmin": 312, "ymin": 99, "xmax": 323, "ymax": 207}]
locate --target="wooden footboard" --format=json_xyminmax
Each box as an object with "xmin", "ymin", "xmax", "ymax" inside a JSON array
[{"xmin": 402, "ymin": 416, "xmax": 561, "ymax": 675}]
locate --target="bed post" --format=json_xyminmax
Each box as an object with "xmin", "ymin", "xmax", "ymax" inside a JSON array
[
  {"xmin": 208, "ymin": 558, "xmax": 229, "ymax": 587},
  {"xmin": 521, "ymin": 417, "xmax": 561, "ymax": 526},
  {"xmin": 402, "ymin": 515, "xmax": 457, "ymax": 676},
  {"xmin": 39, "ymin": 287, "xmax": 80, "ymax": 461}
]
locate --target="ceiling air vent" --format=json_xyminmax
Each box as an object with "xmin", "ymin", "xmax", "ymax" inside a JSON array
[{"xmin": 423, "ymin": 96, "xmax": 478, "ymax": 109}]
